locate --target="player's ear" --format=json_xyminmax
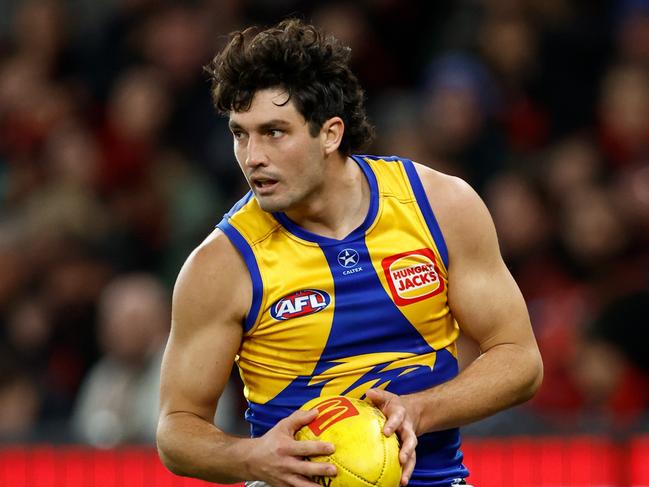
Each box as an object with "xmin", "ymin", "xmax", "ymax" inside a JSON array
[{"xmin": 321, "ymin": 117, "xmax": 344, "ymax": 156}]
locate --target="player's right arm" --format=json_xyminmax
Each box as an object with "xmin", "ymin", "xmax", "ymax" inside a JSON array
[{"xmin": 156, "ymin": 229, "xmax": 337, "ymax": 487}]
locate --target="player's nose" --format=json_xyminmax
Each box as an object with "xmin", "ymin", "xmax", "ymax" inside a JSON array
[{"xmin": 245, "ymin": 136, "xmax": 268, "ymax": 168}]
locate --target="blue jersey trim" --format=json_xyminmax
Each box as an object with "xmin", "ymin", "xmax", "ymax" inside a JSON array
[
  {"xmin": 272, "ymin": 155, "xmax": 379, "ymax": 246},
  {"xmin": 223, "ymin": 191, "xmax": 254, "ymax": 219},
  {"xmin": 402, "ymin": 160, "xmax": 449, "ymax": 269},
  {"xmin": 216, "ymin": 219, "xmax": 263, "ymax": 333}
]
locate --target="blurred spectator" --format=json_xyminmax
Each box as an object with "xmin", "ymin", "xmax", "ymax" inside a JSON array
[
  {"xmin": 20, "ymin": 123, "xmax": 108, "ymax": 249},
  {"xmin": 0, "ymin": 351, "xmax": 41, "ymax": 441},
  {"xmin": 153, "ymin": 151, "xmax": 225, "ymax": 284},
  {"xmin": 311, "ymin": 2, "xmax": 401, "ymax": 95},
  {"xmin": 533, "ymin": 0, "xmax": 613, "ymax": 137},
  {"xmin": 615, "ymin": 164, "xmax": 649, "ymax": 242},
  {"xmin": 0, "ymin": 377, "xmax": 40, "ymax": 440},
  {"xmin": 96, "ymin": 67, "xmax": 172, "ymax": 271},
  {"xmin": 138, "ymin": 3, "xmax": 229, "ymax": 176},
  {"xmin": 559, "ymin": 185, "xmax": 628, "ymax": 274},
  {"xmin": 72, "ymin": 274, "xmax": 169, "ymax": 446},
  {"xmin": 598, "ymin": 64, "xmax": 649, "ymax": 167},
  {"xmin": 614, "ymin": 0, "xmax": 649, "ymax": 66},
  {"xmin": 370, "ymin": 91, "xmax": 439, "ymax": 168},
  {"xmin": 10, "ymin": 0, "xmax": 68, "ymax": 75},
  {"xmin": 0, "ymin": 227, "xmax": 30, "ymax": 317},
  {"xmin": 478, "ymin": 12, "xmax": 550, "ymax": 154},
  {"xmin": 570, "ymin": 291, "xmax": 649, "ymax": 432},
  {"xmin": 97, "ymin": 66, "xmax": 170, "ymax": 193},
  {"xmin": 0, "ymin": 55, "xmax": 76, "ymax": 160},
  {"xmin": 420, "ymin": 53, "xmax": 506, "ymax": 189},
  {"xmin": 542, "ymin": 135, "xmax": 605, "ymax": 204},
  {"xmin": 485, "ymin": 170, "xmax": 552, "ymax": 264}
]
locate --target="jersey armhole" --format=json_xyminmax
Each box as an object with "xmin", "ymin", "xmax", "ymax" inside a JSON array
[
  {"xmin": 401, "ymin": 160, "xmax": 450, "ymax": 269},
  {"xmin": 216, "ymin": 218, "xmax": 263, "ymax": 333}
]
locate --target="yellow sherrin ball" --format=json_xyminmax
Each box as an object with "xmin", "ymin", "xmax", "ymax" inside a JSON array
[{"xmin": 295, "ymin": 396, "xmax": 402, "ymax": 487}]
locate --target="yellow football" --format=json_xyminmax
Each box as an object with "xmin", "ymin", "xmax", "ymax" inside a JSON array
[{"xmin": 295, "ymin": 396, "xmax": 402, "ymax": 487}]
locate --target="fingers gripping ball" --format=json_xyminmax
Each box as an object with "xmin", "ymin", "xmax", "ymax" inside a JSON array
[{"xmin": 295, "ymin": 396, "xmax": 402, "ymax": 487}]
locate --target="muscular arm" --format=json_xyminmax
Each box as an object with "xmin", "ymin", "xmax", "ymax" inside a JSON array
[
  {"xmin": 157, "ymin": 230, "xmax": 336, "ymax": 486},
  {"xmin": 156, "ymin": 230, "xmax": 253, "ymax": 482},
  {"xmin": 406, "ymin": 165, "xmax": 543, "ymax": 433},
  {"xmin": 366, "ymin": 166, "xmax": 542, "ymax": 483}
]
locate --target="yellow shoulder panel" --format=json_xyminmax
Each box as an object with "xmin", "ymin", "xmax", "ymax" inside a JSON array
[
  {"xmin": 364, "ymin": 157, "xmax": 416, "ymax": 203},
  {"xmin": 227, "ymin": 195, "xmax": 281, "ymax": 246}
]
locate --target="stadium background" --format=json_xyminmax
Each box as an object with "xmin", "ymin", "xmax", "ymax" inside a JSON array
[{"xmin": 0, "ymin": 0, "xmax": 648, "ymax": 485}]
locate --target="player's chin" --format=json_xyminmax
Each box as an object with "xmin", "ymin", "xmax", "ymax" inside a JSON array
[{"xmin": 255, "ymin": 195, "xmax": 288, "ymax": 213}]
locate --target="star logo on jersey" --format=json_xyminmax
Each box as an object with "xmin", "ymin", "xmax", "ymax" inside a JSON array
[{"xmin": 337, "ymin": 248, "xmax": 359, "ymax": 268}]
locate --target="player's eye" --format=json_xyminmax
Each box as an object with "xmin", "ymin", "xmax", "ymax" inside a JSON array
[{"xmin": 268, "ymin": 129, "xmax": 283, "ymax": 138}]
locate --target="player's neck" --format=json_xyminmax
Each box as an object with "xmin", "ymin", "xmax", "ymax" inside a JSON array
[{"xmin": 284, "ymin": 155, "xmax": 370, "ymax": 240}]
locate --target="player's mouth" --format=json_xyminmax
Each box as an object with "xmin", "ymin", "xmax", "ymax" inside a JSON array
[{"xmin": 251, "ymin": 177, "xmax": 279, "ymax": 195}]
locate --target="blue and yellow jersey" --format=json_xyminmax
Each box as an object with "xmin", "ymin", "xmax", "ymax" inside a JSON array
[{"xmin": 217, "ymin": 155, "xmax": 468, "ymax": 486}]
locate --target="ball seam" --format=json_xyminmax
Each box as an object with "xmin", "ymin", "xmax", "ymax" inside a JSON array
[
  {"xmin": 377, "ymin": 433, "xmax": 388, "ymax": 483},
  {"xmin": 330, "ymin": 456, "xmax": 377, "ymax": 486}
]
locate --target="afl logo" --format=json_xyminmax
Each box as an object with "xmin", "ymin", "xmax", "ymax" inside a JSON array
[{"xmin": 270, "ymin": 289, "xmax": 331, "ymax": 321}]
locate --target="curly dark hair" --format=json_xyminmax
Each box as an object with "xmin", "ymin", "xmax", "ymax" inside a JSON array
[{"xmin": 206, "ymin": 18, "xmax": 375, "ymax": 155}]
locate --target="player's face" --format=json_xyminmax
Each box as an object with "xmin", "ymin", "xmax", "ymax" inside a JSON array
[{"xmin": 228, "ymin": 88, "xmax": 328, "ymax": 213}]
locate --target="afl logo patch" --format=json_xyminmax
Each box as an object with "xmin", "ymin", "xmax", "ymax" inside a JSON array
[
  {"xmin": 270, "ymin": 289, "xmax": 331, "ymax": 321},
  {"xmin": 382, "ymin": 248, "xmax": 444, "ymax": 306}
]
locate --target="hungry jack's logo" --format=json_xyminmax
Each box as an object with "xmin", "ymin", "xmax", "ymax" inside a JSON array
[
  {"xmin": 307, "ymin": 397, "xmax": 359, "ymax": 436},
  {"xmin": 382, "ymin": 248, "xmax": 444, "ymax": 306}
]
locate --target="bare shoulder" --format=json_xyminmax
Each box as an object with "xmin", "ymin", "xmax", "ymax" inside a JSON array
[
  {"xmin": 412, "ymin": 162, "xmax": 474, "ymax": 201},
  {"xmin": 160, "ymin": 228, "xmax": 250, "ymax": 422},
  {"xmin": 413, "ymin": 162, "xmax": 496, "ymax": 259},
  {"xmin": 172, "ymin": 228, "xmax": 251, "ymax": 337}
]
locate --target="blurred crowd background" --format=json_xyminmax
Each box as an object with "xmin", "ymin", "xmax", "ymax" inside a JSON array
[{"xmin": 0, "ymin": 0, "xmax": 648, "ymax": 448}]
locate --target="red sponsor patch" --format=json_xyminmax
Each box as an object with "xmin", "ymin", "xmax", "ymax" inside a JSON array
[
  {"xmin": 382, "ymin": 248, "xmax": 444, "ymax": 306},
  {"xmin": 307, "ymin": 397, "xmax": 360, "ymax": 436}
]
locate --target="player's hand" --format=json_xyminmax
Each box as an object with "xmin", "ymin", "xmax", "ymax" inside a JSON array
[
  {"xmin": 245, "ymin": 408, "xmax": 337, "ymax": 487},
  {"xmin": 365, "ymin": 388, "xmax": 418, "ymax": 486}
]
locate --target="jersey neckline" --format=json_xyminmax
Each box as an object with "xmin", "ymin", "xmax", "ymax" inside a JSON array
[{"xmin": 271, "ymin": 155, "xmax": 379, "ymax": 246}]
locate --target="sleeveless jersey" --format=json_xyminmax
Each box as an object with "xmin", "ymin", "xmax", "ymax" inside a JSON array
[{"xmin": 217, "ymin": 155, "xmax": 469, "ymax": 486}]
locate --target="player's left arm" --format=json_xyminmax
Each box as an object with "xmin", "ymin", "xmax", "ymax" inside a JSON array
[
  {"xmin": 414, "ymin": 164, "xmax": 543, "ymax": 432},
  {"xmin": 368, "ymin": 164, "xmax": 543, "ymax": 440}
]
